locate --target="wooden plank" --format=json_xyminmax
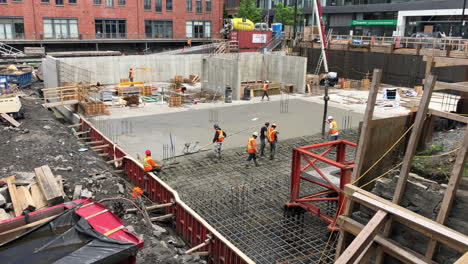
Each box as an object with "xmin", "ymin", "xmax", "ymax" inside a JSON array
[
  {"xmin": 106, "ymin": 157, "xmax": 124, "ymax": 164},
  {"xmin": 429, "ymin": 109, "xmax": 468, "ymax": 124},
  {"xmin": 67, "ymin": 123, "xmax": 82, "ymax": 128},
  {"xmin": 336, "ymin": 68, "xmax": 383, "ymax": 258},
  {"xmin": 0, "ymin": 176, "xmax": 16, "ymax": 182},
  {"xmin": 42, "ymin": 99, "xmax": 79, "ymax": 108},
  {"xmin": 56, "ymin": 175, "xmax": 65, "ymax": 198},
  {"xmin": 455, "ymin": 252, "xmax": 468, "ymax": 264},
  {"xmin": 34, "ymin": 166, "xmax": 64, "ymax": 205},
  {"xmin": 30, "ymin": 183, "xmax": 48, "ymax": 209},
  {"xmin": 433, "ymin": 81, "xmax": 468, "ymax": 92},
  {"xmin": 85, "ymin": 140, "xmax": 104, "ymax": 145},
  {"xmin": 72, "ymin": 185, "xmax": 83, "ymax": 200},
  {"xmin": 425, "ymin": 126, "xmax": 468, "ymax": 259},
  {"xmin": 0, "ymin": 113, "xmax": 20, "ymax": 127},
  {"xmin": 0, "ymin": 214, "xmax": 59, "ymax": 236},
  {"xmin": 375, "ymin": 74, "xmax": 438, "ymax": 264},
  {"xmin": 16, "ymin": 186, "xmax": 36, "ymax": 211},
  {"xmin": 423, "ymin": 56, "xmax": 468, "ymax": 67},
  {"xmin": 75, "ymin": 130, "xmax": 90, "ymax": 136},
  {"xmin": 338, "ymin": 216, "xmax": 436, "ymax": 264},
  {"xmin": 90, "ymin": 144, "xmax": 109, "ymax": 150},
  {"xmin": 335, "ymin": 210, "xmax": 388, "ymax": 264},
  {"xmin": 5, "ymin": 177, "xmax": 21, "ymax": 216},
  {"xmin": 345, "ymin": 184, "xmax": 468, "ymax": 253}
]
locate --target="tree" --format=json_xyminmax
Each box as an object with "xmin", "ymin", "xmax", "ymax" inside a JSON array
[
  {"xmin": 274, "ymin": 2, "xmax": 300, "ymax": 26},
  {"xmin": 235, "ymin": 0, "xmax": 263, "ymax": 23}
]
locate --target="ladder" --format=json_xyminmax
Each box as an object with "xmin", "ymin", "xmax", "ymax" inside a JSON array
[
  {"xmin": 0, "ymin": 42, "xmax": 23, "ymax": 56},
  {"xmin": 313, "ymin": 28, "xmax": 333, "ymax": 76}
]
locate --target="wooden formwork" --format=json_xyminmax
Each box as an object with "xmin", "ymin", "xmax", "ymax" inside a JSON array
[{"xmin": 78, "ymin": 102, "xmax": 107, "ymax": 115}]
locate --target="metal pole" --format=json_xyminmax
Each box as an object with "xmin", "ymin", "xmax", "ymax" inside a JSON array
[
  {"xmin": 313, "ymin": 0, "xmax": 328, "ymax": 72},
  {"xmin": 462, "ymin": 0, "xmax": 467, "ymax": 37},
  {"xmin": 321, "ymin": 79, "xmax": 329, "ymax": 137},
  {"xmin": 293, "ymin": 0, "xmax": 298, "ymax": 38}
]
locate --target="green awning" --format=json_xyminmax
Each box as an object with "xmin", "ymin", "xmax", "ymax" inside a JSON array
[{"xmin": 350, "ymin": 20, "xmax": 397, "ymax": 26}]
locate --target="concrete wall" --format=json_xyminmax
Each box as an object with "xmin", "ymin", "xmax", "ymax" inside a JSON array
[
  {"xmin": 42, "ymin": 56, "xmax": 59, "ymax": 88},
  {"xmin": 203, "ymin": 56, "xmax": 241, "ymax": 100},
  {"xmin": 265, "ymin": 54, "xmax": 307, "ymax": 93},
  {"xmin": 54, "ymin": 54, "xmax": 204, "ymax": 84}
]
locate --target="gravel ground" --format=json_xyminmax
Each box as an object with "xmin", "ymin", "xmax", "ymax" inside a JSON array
[{"xmin": 0, "ymin": 84, "xmax": 205, "ymax": 264}]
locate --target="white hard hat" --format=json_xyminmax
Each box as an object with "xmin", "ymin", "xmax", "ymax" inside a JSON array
[
  {"xmin": 328, "ymin": 116, "xmax": 333, "ymax": 120},
  {"xmin": 253, "ymin": 132, "xmax": 259, "ymax": 136}
]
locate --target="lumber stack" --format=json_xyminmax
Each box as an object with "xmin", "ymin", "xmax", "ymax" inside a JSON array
[
  {"xmin": 0, "ymin": 165, "xmax": 65, "ymax": 220},
  {"xmin": 141, "ymin": 86, "xmax": 153, "ymax": 96},
  {"xmin": 169, "ymin": 96, "xmax": 182, "ymax": 107},
  {"xmin": 78, "ymin": 102, "xmax": 108, "ymax": 115}
]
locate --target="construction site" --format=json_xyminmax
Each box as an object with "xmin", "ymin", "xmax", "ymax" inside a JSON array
[{"xmin": 1, "ymin": 8, "xmax": 468, "ymax": 264}]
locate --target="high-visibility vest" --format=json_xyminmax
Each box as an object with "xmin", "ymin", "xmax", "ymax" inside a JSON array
[
  {"xmin": 129, "ymin": 70, "xmax": 134, "ymax": 79},
  {"xmin": 217, "ymin": 129, "xmax": 225, "ymax": 142},
  {"xmin": 143, "ymin": 156, "xmax": 153, "ymax": 171},
  {"xmin": 330, "ymin": 120, "xmax": 339, "ymax": 134},
  {"xmin": 263, "ymin": 83, "xmax": 269, "ymax": 91},
  {"xmin": 247, "ymin": 137, "xmax": 256, "ymax": 153},
  {"xmin": 268, "ymin": 128, "xmax": 277, "ymax": 142}
]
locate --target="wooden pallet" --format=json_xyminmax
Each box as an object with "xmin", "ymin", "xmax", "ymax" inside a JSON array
[
  {"xmin": 169, "ymin": 96, "xmax": 182, "ymax": 107},
  {"xmin": 79, "ymin": 102, "xmax": 107, "ymax": 115}
]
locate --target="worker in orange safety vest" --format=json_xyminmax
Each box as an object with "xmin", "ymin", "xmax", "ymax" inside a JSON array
[
  {"xmin": 129, "ymin": 68, "xmax": 135, "ymax": 82},
  {"xmin": 327, "ymin": 116, "xmax": 339, "ymax": 140},
  {"xmin": 246, "ymin": 132, "xmax": 259, "ymax": 167},
  {"xmin": 267, "ymin": 123, "xmax": 278, "ymax": 160},
  {"xmin": 213, "ymin": 124, "xmax": 227, "ymax": 159},
  {"xmin": 261, "ymin": 80, "xmax": 270, "ymax": 101},
  {"xmin": 143, "ymin": 149, "xmax": 162, "ymax": 173}
]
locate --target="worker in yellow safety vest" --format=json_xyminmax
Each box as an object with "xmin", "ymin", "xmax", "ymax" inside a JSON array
[
  {"xmin": 262, "ymin": 80, "xmax": 270, "ymax": 101},
  {"xmin": 327, "ymin": 116, "xmax": 339, "ymax": 140},
  {"xmin": 246, "ymin": 132, "xmax": 259, "ymax": 167},
  {"xmin": 267, "ymin": 123, "xmax": 278, "ymax": 160},
  {"xmin": 143, "ymin": 149, "xmax": 162, "ymax": 173},
  {"xmin": 213, "ymin": 124, "xmax": 227, "ymax": 159},
  {"xmin": 129, "ymin": 68, "xmax": 135, "ymax": 82}
]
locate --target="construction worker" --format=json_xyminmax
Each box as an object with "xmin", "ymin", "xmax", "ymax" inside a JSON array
[
  {"xmin": 143, "ymin": 150, "xmax": 162, "ymax": 173},
  {"xmin": 261, "ymin": 80, "xmax": 270, "ymax": 101},
  {"xmin": 259, "ymin": 122, "xmax": 270, "ymax": 156},
  {"xmin": 129, "ymin": 68, "xmax": 135, "ymax": 82},
  {"xmin": 267, "ymin": 123, "xmax": 278, "ymax": 160},
  {"xmin": 327, "ymin": 116, "xmax": 339, "ymax": 140},
  {"xmin": 213, "ymin": 124, "xmax": 226, "ymax": 159},
  {"xmin": 246, "ymin": 132, "xmax": 259, "ymax": 167}
]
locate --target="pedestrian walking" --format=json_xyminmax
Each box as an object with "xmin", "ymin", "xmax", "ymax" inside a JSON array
[
  {"xmin": 213, "ymin": 124, "xmax": 226, "ymax": 159},
  {"xmin": 261, "ymin": 81, "xmax": 270, "ymax": 101},
  {"xmin": 246, "ymin": 132, "xmax": 259, "ymax": 167},
  {"xmin": 259, "ymin": 122, "xmax": 270, "ymax": 156},
  {"xmin": 267, "ymin": 123, "xmax": 278, "ymax": 160}
]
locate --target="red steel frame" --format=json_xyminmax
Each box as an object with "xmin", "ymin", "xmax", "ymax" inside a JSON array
[
  {"xmin": 80, "ymin": 118, "xmax": 254, "ymax": 264},
  {"xmin": 285, "ymin": 140, "xmax": 356, "ymax": 231}
]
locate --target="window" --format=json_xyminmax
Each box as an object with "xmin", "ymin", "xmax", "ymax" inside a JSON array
[
  {"xmin": 186, "ymin": 0, "xmax": 192, "ymax": 11},
  {"xmin": 95, "ymin": 19, "xmax": 126, "ymax": 38},
  {"xmin": 0, "ymin": 18, "xmax": 24, "ymax": 39},
  {"xmin": 155, "ymin": 0, "xmax": 162, "ymax": 12},
  {"xmin": 195, "ymin": 0, "xmax": 201, "ymax": 13},
  {"xmin": 106, "ymin": 0, "xmax": 113, "ymax": 7},
  {"xmin": 69, "ymin": 0, "xmax": 76, "ymax": 3},
  {"xmin": 41, "ymin": 0, "xmax": 49, "ymax": 3},
  {"xmin": 55, "ymin": 0, "xmax": 64, "ymax": 5},
  {"xmin": 186, "ymin": 20, "xmax": 211, "ymax": 38},
  {"xmin": 166, "ymin": 0, "xmax": 172, "ymax": 10},
  {"xmin": 118, "ymin": 0, "xmax": 125, "ymax": 5},
  {"xmin": 145, "ymin": 20, "xmax": 173, "ymax": 38},
  {"xmin": 0, "ymin": 0, "xmax": 6, "ymax": 3},
  {"xmin": 144, "ymin": 0, "xmax": 150, "ymax": 9},
  {"xmin": 206, "ymin": 0, "xmax": 211, "ymax": 11},
  {"xmin": 43, "ymin": 18, "xmax": 78, "ymax": 39},
  {"xmin": 93, "ymin": 0, "xmax": 101, "ymax": 4}
]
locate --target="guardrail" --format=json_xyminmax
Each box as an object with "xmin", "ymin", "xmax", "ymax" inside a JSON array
[{"xmin": 80, "ymin": 118, "xmax": 255, "ymax": 264}]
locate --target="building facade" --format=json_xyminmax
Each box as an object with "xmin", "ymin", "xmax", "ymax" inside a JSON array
[
  {"xmin": 323, "ymin": 0, "xmax": 468, "ymax": 37},
  {"xmin": 0, "ymin": 0, "xmax": 223, "ymax": 43}
]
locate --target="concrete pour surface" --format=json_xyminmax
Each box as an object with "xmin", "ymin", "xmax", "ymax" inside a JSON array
[{"xmin": 92, "ymin": 98, "xmax": 363, "ymax": 159}]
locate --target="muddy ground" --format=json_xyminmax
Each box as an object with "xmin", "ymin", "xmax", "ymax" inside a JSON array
[{"xmin": 0, "ymin": 84, "xmax": 205, "ymax": 264}]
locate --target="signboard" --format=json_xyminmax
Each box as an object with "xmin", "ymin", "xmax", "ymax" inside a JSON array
[
  {"xmin": 350, "ymin": 20, "xmax": 397, "ymax": 26},
  {"xmin": 252, "ymin": 34, "xmax": 267, "ymax": 43}
]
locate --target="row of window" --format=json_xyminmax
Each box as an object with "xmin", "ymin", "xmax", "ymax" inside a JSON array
[
  {"xmin": 0, "ymin": 0, "xmax": 211, "ymax": 11},
  {"xmin": 0, "ymin": 18, "xmax": 212, "ymax": 39}
]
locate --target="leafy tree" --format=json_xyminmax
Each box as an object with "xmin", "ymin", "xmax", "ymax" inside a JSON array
[
  {"xmin": 235, "ymin": 0, "xmax": 263, "ymax": 23},
  {"xmin": 274, "ymin": 2, "xmax": 300, "ymax": 26}
]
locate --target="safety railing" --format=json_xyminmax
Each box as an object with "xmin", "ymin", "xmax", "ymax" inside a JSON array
[
  {"xmin": 80, "ymin": 118, "xmax": 255, "ymax": 264},
  {"xmin": 0, "ymin": 32, "xmax": 221, "ymax": 41}
]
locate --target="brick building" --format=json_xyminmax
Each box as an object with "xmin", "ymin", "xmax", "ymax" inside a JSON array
[{"xmin": 0, "ymin": 0, "xmax": 223, "ymax": 48}]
